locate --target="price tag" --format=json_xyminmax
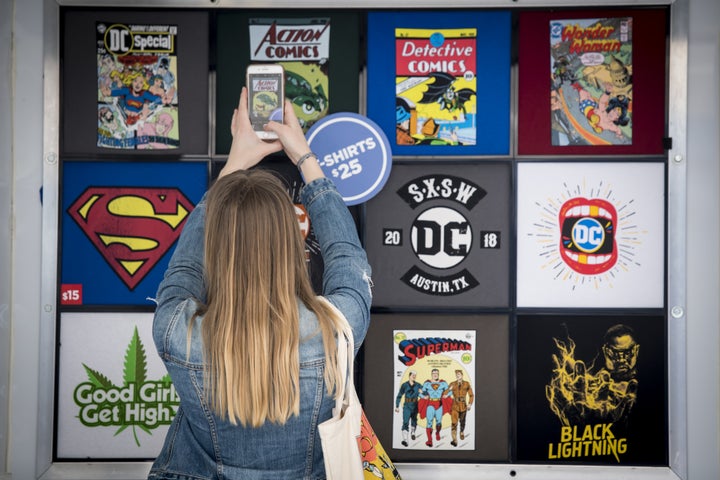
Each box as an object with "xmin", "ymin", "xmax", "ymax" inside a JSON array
[
  {"xmin": 306, "ymin": 113, "xmax": 392, "ymax": 206},
  {"xmin": 61, "ymin": 284, "xmax": 83, "ymax": 305}
]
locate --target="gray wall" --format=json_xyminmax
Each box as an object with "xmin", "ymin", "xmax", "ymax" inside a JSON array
[
  {"xmin": 0, "ymin": 0, "xmax": 43, "ymax": 479},
  {"xmin": 3, "ymin": 0, "xmax": 46, "ymax": 479},
  {"xmin": 0, "ymin": 0, "xmax": 14, "ymax": 474},
  {"xmin": 686, "ymin": 0, "xmax": 720, "ymax": 477},
  {"xmin": 1, "ymin": 0, "xmax": 718, "ymax": 478}
]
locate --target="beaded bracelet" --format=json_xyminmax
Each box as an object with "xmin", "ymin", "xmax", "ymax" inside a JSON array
[{"xmin": 296, "ymin": 151, "xmax": 317, "ymax": 170}]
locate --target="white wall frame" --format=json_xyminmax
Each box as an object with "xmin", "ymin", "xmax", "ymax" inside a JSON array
[
  {"xmin": 35, "ymin": 0, "xmax": 690, "ymax": 479},
  {"xmin": 0, "ymin": 0, "xmax": 15, "ymax": 474}
]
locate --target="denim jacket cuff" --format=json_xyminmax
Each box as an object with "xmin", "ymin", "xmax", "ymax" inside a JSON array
[{"xmin": 299, "ymin": 177, "xmax": 337, "ymax": 206}]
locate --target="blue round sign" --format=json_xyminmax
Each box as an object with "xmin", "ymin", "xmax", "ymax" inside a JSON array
[{"xmin": 306, "ymin": 112, "xmax": 392, "ymax": 206}]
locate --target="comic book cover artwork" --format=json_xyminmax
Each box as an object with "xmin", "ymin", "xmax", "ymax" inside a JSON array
[
  {"xmin": 546, "ymin": 325, "xmax": 640, "ymax": 430},
  {"xmin": 516, "ymin": 315, "xmax": 667, "ymax": 465},
  {"xmin": 249, "ymin": 18, "xmax": 330, "ymax": 132},
  {"xmin": 393, "ymin": 330, "xmax": 476, "ymax": 451},
  {"xmin": 395, "ymin": 27, "xmax": 477, "ymax": 147},
  {"xmin": 550, "ymin": 18, "xmax": 632, "ymax": 146},
  {"xmin": 97, "ymin": 22, "xmax": 180, "ymax": 150}
]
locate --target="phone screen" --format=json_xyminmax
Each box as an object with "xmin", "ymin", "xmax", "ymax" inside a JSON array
[{"xmin": 248, "ymin": 73, "xmax": 284, "ymax": 132}]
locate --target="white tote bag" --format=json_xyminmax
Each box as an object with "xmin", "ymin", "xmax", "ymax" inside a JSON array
[{"xmin": 317, "ymin": 299, "xmax": 364, "ymax": 480}]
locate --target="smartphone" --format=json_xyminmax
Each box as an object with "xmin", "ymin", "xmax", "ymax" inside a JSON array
[{"xmin": 246, "ymin": 64, "xmax": 285, "ymax": 140}]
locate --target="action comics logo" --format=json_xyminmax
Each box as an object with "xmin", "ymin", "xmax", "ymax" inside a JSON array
[{"xmin": 67, "ymin": 187, "xmax": 194, "ymax": 290}]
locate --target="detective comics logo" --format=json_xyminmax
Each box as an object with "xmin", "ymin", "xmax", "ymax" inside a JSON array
[
  {"xmin": 67, "ymin": 187, "xmax": 194, "ymax": 292},
  {"xmin": 527, "ymin": 179, "xmax": 647, "ymax": 290},
  {"xmin": 384, "ymin": 174, "xmax": 498, "ymax": 296}
]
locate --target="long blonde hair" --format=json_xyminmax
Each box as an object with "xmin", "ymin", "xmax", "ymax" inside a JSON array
[{"xmin": 197, "ymin": 169, "xmax": 343, "ymax": 427}]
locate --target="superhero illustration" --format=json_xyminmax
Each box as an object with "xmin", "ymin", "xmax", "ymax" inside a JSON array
[
  {"xmin": 549, "ymin": 18, "xmax": 633, "ymax": 146},
  {"xmin": 250, "ymin": 90, "xmax": 281, "ymax": 123},
  {"xmin": 419, "ymin": 368, "xmax": 451, "ymax": 447},
  {"xmin": 393, "ymin": 330, "xmax": 476, "ymax": 451},
  {"xmin": 101, "ymin": 72, "xmax": 162, "ymax": 123},
  {"xmin": 137, "ymin": 111, "xmax": 176, "ymax": 150},
  {"xmin": 395, "ymin": 96, "xmax": 416, "ymax": 146},
  {"xmin": 418, "ymin": 72, "xmax": 475, "ymax": 115},
  {"xmin": 447, "ymin": 369, "xmax": 474, "ymax": 447},
  {"xmin": 359, "ymin": 410, "xmax": 402, "ymax": 479},
  {"xmin": 284, "ymin": 66, "xmax": 328, "ymax": 131},
  {"xmin": 394, "ymin": 370, "xmax": 421, "ymax": 446},
  {"xmin": 546, "ymin": 324, "xmax": 639, "ymax": 427},
  {"xmin": 97, "ymin": 22, "xmax": 180, "ymax": 149},
  {"xmin": 248, "ymin": 18, "xmax": 331, "ymax": 132},
  {"xmin": 516, "ymin": 314, "xmax": 667, "ymax": 465},
  {"xmin": 395, "ymin": 27, "xmax": 478, "ymax": 146}
]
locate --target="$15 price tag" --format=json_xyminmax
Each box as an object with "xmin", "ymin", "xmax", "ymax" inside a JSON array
[{"xmin": 60, "ymin": 284, "xmax": 83, "ymax": 305}]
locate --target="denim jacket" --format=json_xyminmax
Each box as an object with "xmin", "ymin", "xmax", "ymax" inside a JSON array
[{"xmin": 149, "ymin": 177, "xmax": 372, "ymax": 480}]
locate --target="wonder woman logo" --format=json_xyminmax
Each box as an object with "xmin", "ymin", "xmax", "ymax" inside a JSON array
[{"xmin": 67, "ymin": 187, "xmax": 194, "ymax": 290}]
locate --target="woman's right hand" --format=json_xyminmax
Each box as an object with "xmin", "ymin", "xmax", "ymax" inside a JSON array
[
  {"xmin": 264, "ymin": 101, "xmax": 311, "ymax": 163},
  {"xmin": 265, "ymin": 101, "xmax": 325, "ymax": 182}
]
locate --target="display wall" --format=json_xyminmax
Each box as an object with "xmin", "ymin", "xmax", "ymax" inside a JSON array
[{"xmin": 45, "ymin": 2, "xmax": 686, "ymax": 478}]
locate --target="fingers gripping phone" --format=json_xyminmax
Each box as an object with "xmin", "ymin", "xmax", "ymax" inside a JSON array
[{"xmin": 246, "ymin": 64, "xmax": 285, "ymax": 139}]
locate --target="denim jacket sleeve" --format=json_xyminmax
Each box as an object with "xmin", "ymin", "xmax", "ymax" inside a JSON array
[
  {"xmin": 153, "ymin": 194, "xmax": 206, "ymax": 354},
  {"xmin": 300, "ymin": 177, "xmax": 373, "ymax": 347}
]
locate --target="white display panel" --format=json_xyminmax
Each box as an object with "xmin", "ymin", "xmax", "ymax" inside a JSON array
[
  {"xmin": 516, "ymin": 162, "xmax": 665, "ymax": 308},
  {"xmin": 56, "ymin": 312, "xmax": 175, "ymax": 459}
]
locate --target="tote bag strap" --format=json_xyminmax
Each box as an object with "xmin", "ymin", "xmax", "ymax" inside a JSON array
[{"xmin": 318, "ymin": 296, "xmax": 355, "ymax": 413}]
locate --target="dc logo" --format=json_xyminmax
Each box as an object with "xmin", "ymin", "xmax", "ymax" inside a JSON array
[
  {"xmin": 559, "ymin": 197, "xmax": 617, "ymax": 275},
  {"xmin": 411, "ymin": 207, "xmax": 472, "ymax": 269},
  {"xmin": 104, "ymin": 24, "xmax": 133, "ymax": 55},
  {"xmin": 368, "ymin": 165, "xmax": 511, "ymax": 306},
  {"xmin": 550, "ymin": 22, "xmax": 563, "ymax": 39},
  {"xmin": 572, "ymin": 217, "xmax": 605, "ymax": 253}
]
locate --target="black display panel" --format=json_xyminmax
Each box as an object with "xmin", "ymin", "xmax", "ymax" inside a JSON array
[
  {"xmin": 365, "ymin": 163, "xmax": 512, "ymax": 310},
  {"xmin": 362, "ymin": 313, "xmax": 510, "ymax": 463},
  {"xmin": 61, "ymin": 9, "xmax": 210, "ymax": 156},
  {"xmin": 516, "ymin": 313, "xmax": 668, "ymax": 466},
  {"xmin": 215, "ymin": 10, "xmax": 361, "ymax": 154}
]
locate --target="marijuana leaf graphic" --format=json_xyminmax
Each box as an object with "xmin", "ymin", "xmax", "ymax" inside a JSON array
[
  {"xmin": 76, "ymin": 326, "xmax": 179, "ymax": 448},
  {"xmin": 115, "ymin": 326, "xmax": 149, "ymax": 445},
  {"xmin": 82, "ymin": 363, "xmax": 116, "ymax": 389}
]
